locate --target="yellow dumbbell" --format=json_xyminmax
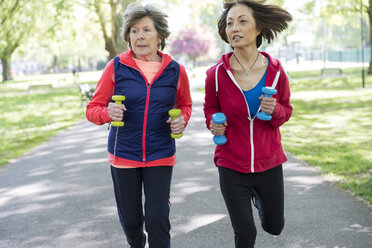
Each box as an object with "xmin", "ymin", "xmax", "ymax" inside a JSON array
[
  {"xmin": 168, "ymin": 109, "xmax": 183, "ymax": 139},
  {"xmin": 111, "ymin": 95, "xmax": 126, "ymax": 127}
]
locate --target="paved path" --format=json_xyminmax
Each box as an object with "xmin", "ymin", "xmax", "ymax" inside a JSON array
[{"xmin": 0, "ymin": 91, "xmax": 371, "ymax": 248}]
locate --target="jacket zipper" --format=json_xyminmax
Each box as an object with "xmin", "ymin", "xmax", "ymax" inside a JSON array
[
  {"xmin": 119, "ymin": 59, "xmax": 165, "ymax": 162},
  {"xmin": 225, "ymin": 69, "xmax": 281, "ymax": 173},
  {"xmin": 142, "ymin": 84, "xmax": 150, "ymax": 161},
  {"xmin": 226, "ymin": 69, "xmax": 255, "ymax": 172}
]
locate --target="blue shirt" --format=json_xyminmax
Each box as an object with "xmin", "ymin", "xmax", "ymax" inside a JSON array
[{"xmin": 242, "ymin": 67, "xmax": 268, "ymax": 118}]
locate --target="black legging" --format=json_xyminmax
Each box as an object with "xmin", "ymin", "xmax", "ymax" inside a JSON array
[
  {"xmin": 218, "ymin": 165, "xmax": 284, "ymax": 248},
  {"xmin": 111, "ymin": 166, "xmax": 173, "ymax": 248}
]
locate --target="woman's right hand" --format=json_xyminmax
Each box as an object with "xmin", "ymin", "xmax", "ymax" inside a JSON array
[
  {"xmin": 108, "ymin": 102, "xmax": 127, "ymax": 121},
  {"xmin": 209, "ymin": 119, "xmax": 226, "ymax": 136}
]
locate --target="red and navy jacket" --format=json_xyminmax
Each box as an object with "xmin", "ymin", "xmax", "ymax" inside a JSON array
[
  {"xmin": 86, "ymin": 50, "xmax": 192, "ymax": 166},
  {"xmin": 204, "ymin": 52, "xmax": 292, "ymax": 173}
]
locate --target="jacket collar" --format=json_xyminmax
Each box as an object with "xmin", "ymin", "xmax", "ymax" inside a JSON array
[{"xmin": 118, "ymin": 49, "xmax": 174, "ymax": 72}]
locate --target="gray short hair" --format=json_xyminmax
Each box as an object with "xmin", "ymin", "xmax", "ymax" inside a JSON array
[{"xmin": 122, "ymin": 3, "xmax": 170, "ymax": 51}]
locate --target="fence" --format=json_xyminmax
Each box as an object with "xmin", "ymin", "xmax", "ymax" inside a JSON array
[
  {"xmin": 265, "ymin": 45, "xmax": 371, "ymax": 71},
  {"xmin": 327, "ymin": 48, "xmax": 371, "ymax": 63},
  {"xmin": 273, "ymin": 46, "xmax": 370, "ymax": 63}
]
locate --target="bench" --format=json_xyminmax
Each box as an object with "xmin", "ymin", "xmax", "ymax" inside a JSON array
[
  {"xmin": 28, "ymin": 84, "xmax": 53, "ymax": 90},
  {"xmin": 321, "ymin": 68, "xmax": 342, "ymax": 75},
  {"xmin": 78, "ymin": 84, "xmax": 95, "ymax": 104}
]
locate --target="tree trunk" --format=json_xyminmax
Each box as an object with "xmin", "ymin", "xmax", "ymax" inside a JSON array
[
  {"xmin": 368, "ymin": 0, "xmax": 372, "ymax": 74},
  {"xmin": 106, "ymin": 39, "xmax": 117, "ymax": 60},
  {"xmin": 53, "ymin": 55, "xmax": 59, "ymax": 73},
  {"xmin": 92, "ymin": 0, "xmax": 135, "ymax": 60},
  {"xmin": 1, "ymin": 56, "xmax": 13, "ymax": 82},
  {"xmin": 110, "ymin": 0, "xmax": 118, "ymax": 58}
]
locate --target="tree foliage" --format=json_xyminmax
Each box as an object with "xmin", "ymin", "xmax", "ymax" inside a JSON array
[
  {"xmin": 83, "ymin": 0, "xmax": 136, "ymax": 60},
  {"xmin": 1, "ymin": 0, "xmax": 40, "ymax": 81},
  {"xmin": 0, "ymin": 0, "xmax": 74, "ymax": 81},
  {"xmin": 301, "ymin": 0, "xmax": 372, "ymax": 74},
  {"xmin": 170, "ymin": 28, "xmax": 211, "ymax": 64}
]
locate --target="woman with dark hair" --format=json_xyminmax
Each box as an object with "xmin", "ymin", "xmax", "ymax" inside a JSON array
[
  {"xmin": 86, "ymin": 2, "xmax": 192, "ymax": 248},
  {"xmin": 203, "ymin": 1, "xmax": 292, "ymax": 247}
]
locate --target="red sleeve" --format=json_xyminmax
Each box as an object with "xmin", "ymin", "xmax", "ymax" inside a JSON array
[
  {"xmin": 203, "ymin": 67, "xmax": 220, "ymax": 130},
  {"xmin": 175, "ymin": 65, "xmax": 192, "ymax": 126},
  {"xmin": 271, "ymin": 67, "xmax": 293, "ymax": 128},
  {"xmin": 86, "ymin": 60, "xmax": 115, "ymax": 125}
]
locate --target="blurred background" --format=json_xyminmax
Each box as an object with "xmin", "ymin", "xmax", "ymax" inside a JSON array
[
  {"xmin": 1, "ymin": 0, "xmax": 371, "ymax": 80},
  {"xmin": 1, "ymin": 0, "xmax": 371, "ymax": 205}
]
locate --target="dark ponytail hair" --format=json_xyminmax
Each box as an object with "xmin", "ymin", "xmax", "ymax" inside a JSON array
[{"xmin": 218, "ymin": 0, "xmax": 292, "ymax": 48}]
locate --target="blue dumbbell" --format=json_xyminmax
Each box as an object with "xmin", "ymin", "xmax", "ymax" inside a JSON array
[
  {"xmin": 257, "ymin": 87, "xmax": 277, "ymax": 121},
  {"xmin": 212, "ymin": 113, "xmax": 227, "ymax": 145}
]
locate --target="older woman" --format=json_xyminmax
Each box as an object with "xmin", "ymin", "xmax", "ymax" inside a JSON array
[
  {"xmin": 86, "ymin": 3, "xmax": 192, "ymax": 248},
  {"xmin": 204, "ymin": 1, "xmax": 292, "ymax": 247}
]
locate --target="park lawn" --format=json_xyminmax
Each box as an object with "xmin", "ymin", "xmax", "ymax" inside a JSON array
[
  {"xmin": 0, "ymin": 73, "xmax": 99, "ymax": 167},
  {"xmin": 283, "ymin": 68, "xmax": 372, "ymax": 204}
]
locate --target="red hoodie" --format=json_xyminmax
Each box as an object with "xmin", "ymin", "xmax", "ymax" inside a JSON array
[{"xmin": 203, "ymin": 52, "xmax": 292, "ymax": 173}]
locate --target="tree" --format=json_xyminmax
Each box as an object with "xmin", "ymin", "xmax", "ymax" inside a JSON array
[
  {"xmin": 367, "ymin": 0, "xmax": 372, "ymax": 74},
  {"xmin": 0, "ymin": 0, "xmax": 71, "ymax": 82},
  {"xmin": 1, "ymin": 0, "xmax": 38, "ymax": 81},
  {"xmin": 84, "ymin": 0, "xmax": 136, "ymax": 60},
  {"xmin": 170, "ymin": 27, "xmax": 212, "ymax": 66},
  {"xmin": 303, "ymin": 0, "xmax": 372, "ymax": 74}
]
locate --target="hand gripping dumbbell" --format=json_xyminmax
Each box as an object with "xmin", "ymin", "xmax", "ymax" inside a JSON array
[
  {"xmin": 212, "ymin": 112, "xmax": 227, "ymax": 145},
  {"xmin": 168, "ymin": 109, "xmax": 183, "ymax": 139},
  {"xmin": 257, "ymin": 87, "xmax": 277, "ymax": 121},
  {"xmin": 111, "ymin": 95, "xmax": 126, "ymax": 127}
]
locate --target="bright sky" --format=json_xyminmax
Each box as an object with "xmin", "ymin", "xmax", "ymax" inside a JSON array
[{"xmin": 167, "ymin": 2, "xmax": 192, "ymax": 34}]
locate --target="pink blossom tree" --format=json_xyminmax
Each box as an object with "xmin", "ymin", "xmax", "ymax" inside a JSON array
[{"xmin": 170, "ymin": 28, "xmax": 211, "ymax": 66}]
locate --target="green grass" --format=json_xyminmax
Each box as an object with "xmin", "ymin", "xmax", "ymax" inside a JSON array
[
  {"xmin": 282, "ymin": 68, "xmax": 372, "ymax": 204},
  {"xmin": 0, "ymin": 72, "xmax": 99, "ymax": 167}
]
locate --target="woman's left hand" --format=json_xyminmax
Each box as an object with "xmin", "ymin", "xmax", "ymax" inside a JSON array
[
  {"xmin": 259, "ymin": 94, "xmax": 276, "ymax": 115},
  {"xmin": 166, "ymin": 115, "xmax": 185, "ymax": 134}
]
